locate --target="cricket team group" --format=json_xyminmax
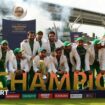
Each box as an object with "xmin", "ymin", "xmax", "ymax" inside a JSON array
[{"xmin": 0, "ymin": 30, "xmax": 105, "ymax": 91}]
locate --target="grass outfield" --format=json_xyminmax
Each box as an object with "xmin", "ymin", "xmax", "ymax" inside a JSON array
[{"xmin": 0, "ymin": 99, "xmax": 105, "ymax": 105}]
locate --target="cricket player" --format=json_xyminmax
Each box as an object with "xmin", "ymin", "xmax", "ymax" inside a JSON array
[
  {"xmin": 63, "ymin": 41, "xmax": 74, "ymax": 89},
  {"xmin": 70, "ymin": 37, "xmax": 91, "ymax": 89},
  {"xmin": 20, "ymin": 31, "xmax": 40, "ymax": 87},
  {"xmin": 35, "ymin": 31, "xmax": 47, "ymax": 48},
  {"xmin": 44, "ymin": 31, "xmax": 63, "ymax": 56},
  {"xmin": 49, "ymin": 47, "xmax": 69, "ymax": 89},
  {"xmin": 0, "ymin": 40, "xmax": 14, "ymax": 88},
  {"xmin": 33, "ymin": 47, "xmax": 56, "ymax": 90},
  {"xmin": 8, "ymin": 48, "xmax": 29, "ymax": 91},
  {"xmin": 88, "ymin": 39, "xmax": 101, "ymax": 89}
]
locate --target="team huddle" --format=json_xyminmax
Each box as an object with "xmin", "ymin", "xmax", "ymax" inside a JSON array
[{"xmin": 0, "ymin": 30, "xmax": 105, "ymax": 91}]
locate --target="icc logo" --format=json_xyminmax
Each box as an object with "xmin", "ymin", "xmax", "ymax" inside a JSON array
[{"xmin": 13, "ymin": 6, "xmax": 27, "ymax": 19}]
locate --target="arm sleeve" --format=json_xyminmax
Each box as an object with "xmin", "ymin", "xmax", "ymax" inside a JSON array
[
  {"xmin": 23, "ymin": 60, "xmax": 30, "ymax": 72},
  {"xmin": 88, "ymin": 45, "xmax": 95, "ymax": 65},
  {"xmin": 64, "ymin": 56, "xmax": 69, "ymax": 72},
  {"xmin": 100, "ymin": 49, "xmax": 105, "ymax": 71},
  {"xmin": 47, "ymin": 57, "xmax": 57, "ymax": 73},
  {"xmin": 33, "ymin": 57, "xmax": 39, "ymax": 72},
  {"xmin": 20, "ymin": 42, "xmax": 32, "ymax": 61},
  {"xmin": 8, "ymin": 60, "xmax": 16, "ymax": 73},
  {"xmin": 85, "ymin": 51, "xmax": 90, "ymax": 71},
  {"xmin": 73, "ymin": 49, "xmax": 81, "ymax": 71}
]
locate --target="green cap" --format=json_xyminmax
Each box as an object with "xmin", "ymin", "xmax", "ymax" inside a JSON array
[
  {"xmin": 1, "ymin": 40, "xmax": 8, "ymax": 45},
  {"xmin": 97, "ymin": 40, "xmax": 105, "ymax": 46},
  {"xmin": 97, "ymin": 40, "xmax": 102, "ymax": 44},
  {"xmin": 93, "ymin": 39, "xmax": 100, "ymax": 45},
  {"xmin": 38, "ymin": 47, "xmax": 46, "ymax": 53},
  {"xmin": 75, "ymin": 37, "xmax": 84, "ymax": 41},
  {"xmin": 14, "ymin": 48, "xmax": 22, "ymax": 55},
  {"xmin": 63, "ymin": 41, "xmax": 71, "ymax": 47}
]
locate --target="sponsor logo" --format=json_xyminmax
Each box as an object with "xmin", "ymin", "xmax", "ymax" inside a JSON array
[
  {"xmin": 0, "ymin": 90, "xmax": 8, "ymax": 95},
  {"xmin": 5, "ymin": 93, "xmax": 20, "ymax": 99},
  {"xmin": 54, "ymin": 93, "xmax": 69, "ymax": 99},
  {"xmin": 70, "ymin": 94, "xmax": 83, "ymax": 99},
  {"xmin": 84, "ymin": 93, "xmax": 95, "ymax": 98},
  {"xmin": 22, "ymin": 94, "xmax": 36, "ymax": 99},
  {"xmin": 38, "ymin": 93, "xmax": 53, "ymax": 99}
]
